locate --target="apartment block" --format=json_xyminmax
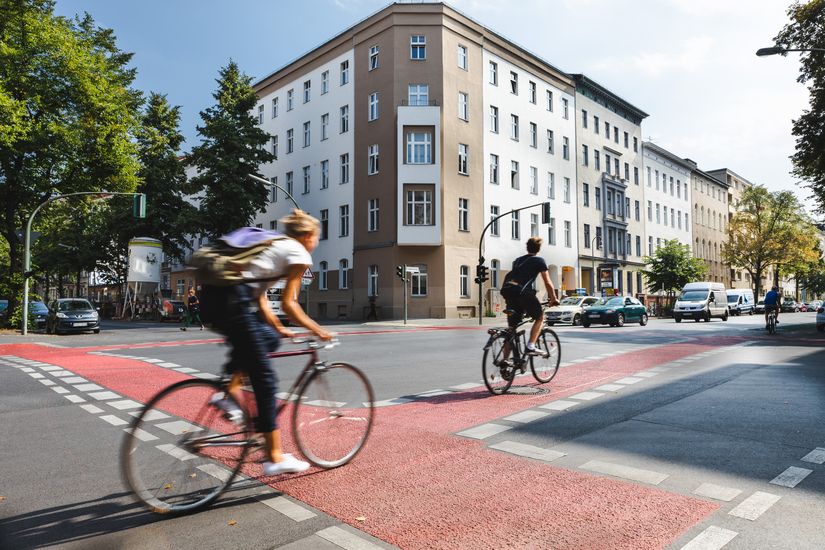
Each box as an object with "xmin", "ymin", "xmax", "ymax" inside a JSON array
[
  {"xmin": 707, "ymin": 168, "xmax": 756, "ymax": 291},
  {"xmin": 641, "ymin": 142, "xmax": 693, "ymax": 256},
  {"xmin": 690, "ymin": 167, "xmax": 730, "ymax": 285}
]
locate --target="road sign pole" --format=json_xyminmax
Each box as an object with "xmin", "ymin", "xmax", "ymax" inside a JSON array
[{"xmin": 403, "ymin": 264, "xmax": 408, "ymax": 325}]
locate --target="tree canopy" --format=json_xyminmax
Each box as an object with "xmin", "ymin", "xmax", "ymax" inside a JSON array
[{"xmin": 642, "ymin": 239, "xmax": 708, "ymax": 307}]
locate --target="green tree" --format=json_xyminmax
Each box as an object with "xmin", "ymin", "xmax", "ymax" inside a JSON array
[
  {"xmin": 188, "ymin": 61, "xmax": 274, "ymax": 239},
  {"xmin": 0, "ymin": 0, "xmax": 141, "ymax": 315},
  {"xmin": 642, "ymin": 239, "xmax": 708, "ymax": 310},
  {"xmin": 775, "ymin": 1, "xmax": 825, "ymax": 213},
  {"xmin": 723, "ymin": 186, "xmax": 805, "ymax": 298},
  {"xmin": 801, "ymin": 260, "xmax": 825, "ymax": 298}
]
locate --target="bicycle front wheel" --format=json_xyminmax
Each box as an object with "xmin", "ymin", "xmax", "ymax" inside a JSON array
[
  {"xmin": 531, "ymin": 328, "xmax": 561, "ymax": 383},
  {"xmin": 482, "ymin": 333, "xmax": 514, "ymax": 395},
  {"xmin": 292, "ymin": 363, "xmax": 375, "ymax": 468},
  {"xmin": 121, "ymin": 379, "xmax": 251, "ymax": 514}
]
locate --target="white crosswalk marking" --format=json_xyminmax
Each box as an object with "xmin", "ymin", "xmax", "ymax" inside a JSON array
[
  {"xmin": 680, "ymin": 526, "xmax": 738, "ymax": 550},
  {"xmin": 729, "ymin": 491, "xmax": 781, "ymax": 521}
]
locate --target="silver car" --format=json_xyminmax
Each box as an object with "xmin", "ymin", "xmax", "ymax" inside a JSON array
[{"xmin": 545, "ymin": 296, "xmax": 601, "ymax": 326}]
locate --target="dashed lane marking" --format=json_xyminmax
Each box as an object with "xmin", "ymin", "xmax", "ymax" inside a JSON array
[
  {"xmin": 49, "ymin": 371, "xmax": 74, "ymax": 377},
  {"xmin": 594, "ymin": 384, "xmax": 625, "ymax": 392},
  {"xmin": 172, "ymin": 367, "xmax": 199, "ymax": 374},
  {"xmin": 108, "ymin": 399, "xmax": 143, "ymax": 410},
  {"xmin": 568, "ymin": 391, "xmax": 604, "ymax": 401},
  {"xmin": 614, "ymin": 376, "xmax": 644, "ymax": 385},
  {"xmin": 126, "ymin": 427, "xmax": 158, "ymax": 442},
  {"xmin": 156, "ymin": 443, "xmax": 197, "ymax": 461},
  {"xmin": 634, "ymin": 371, "xmax": 659, "ymax": 378},
  {"xmin": 537, "ymin": 399, "xmax": 579, "ymax": 411},
  {"xmin": 503, "ymin": 410, "xmax": 550, "ymax": 423},
  {"xmin": 371, "ymin": 398, "xmax": 413, "ymax": 408},
  {"xmin": 450, "ymin": 382, "xmax": 481, "ymax": 390},
  {"xmin": 51, "ymin": 387, "xmax": 70, "ymax": 395},
  {"xmin": 580, "ymin": 460, "xmax": 669, "ymax": 485},
  {"xmin": 316, "ymin": 526, "xmax": 385, "ymax": 550},
  {"xmin": 99, "ymin": 414, "xmax": 128, "ymax": 426},
  {"xmin": 693, "ymin": 483, "xmax": 742, "ymax": 502},
  {"xmin": 63, "ymin": 394, "xmax": 85, "ymax": 403},
  {"xmin": 728, "ymin": 491, "xmax": 781, "ymax": 521},
  {"xmin": 129, "ymin": 410, "xmax": 169, "ymax": 421},
  {"xmin": 456, "ymin": 423, "xmax": 512, "ymax": 440},
  {"xmin": 197, "ymin": 463, "xmax": 233, "ymax": 483},
  {"xmin": 80, "ymin": 404, "xmax": 104, "ymax": 414},
  {"xmin": 28, "ymin": 373, "xmax": 44, "ymax": 379},
  {"xmin": 680, "ymin": 526, "xmax": 738, "ymax": 550},
  {"xmin": 414, "ymin": 389, "xmax": 452, "ymax": 398},
  {"xmin": 769, "ymin": 466, "xmax": 812, "ymax": 488},
  {"xmin": 489, "ymin": 441, "xmax": 566, "ymax": 462},
  {"xmin": 158, "ymin": 362, "xmax": 180, "ymax": 368},
  {"xmin": 73, "ymin": 383, "xmax": 103, "ymax": 392},
  {"xmin": 801, "ymin": 447, "xmax": 825, "ymax": 465},
  {"xmin": 88, "ymin": 391, "xmax": 121, "ymax": 401},
  {"xmin": 61, "ymin": 377, "xmax": 88, "ymax": 384},
  {"xmin": 39, "ymin": 366, "xmax": 63, "ymax": 372},
  {"xmin": 155, "ymin": 420, "xmax": 203, "ymax": 435},
  {"xmin": 258, "ymin": 494, "xmax": 317, "ymax": 522}
]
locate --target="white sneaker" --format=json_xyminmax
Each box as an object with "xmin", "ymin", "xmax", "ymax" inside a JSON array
[
  {"xmin": 262, "ymin": 454, "xmax": 310, "ymax": 475},
  {"xmin": 526, "ymin": 345, "xmax": 543, "ymax": 356},
  {"xmin": 208, "ymin": 392, "xmax": 243, "ymax": 424}
]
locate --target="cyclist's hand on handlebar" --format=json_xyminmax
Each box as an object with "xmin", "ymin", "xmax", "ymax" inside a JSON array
[
  {"xmin": 315, "ymin": 328, "xmax": 334, "ymax": 341},
  {"xmin": 278, "ymin": 327, "xmax": 296, "ymax": 338}
]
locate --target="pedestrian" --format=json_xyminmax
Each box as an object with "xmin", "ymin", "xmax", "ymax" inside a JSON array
[
  {"xmin": 181, "ymin": 288, "xmax": 204, "ymax": 331},
  {"xmin": 366, "ymin": 295, "xmax": 378, "ymax": 320}
]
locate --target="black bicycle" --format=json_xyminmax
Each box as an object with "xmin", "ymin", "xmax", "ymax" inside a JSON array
[
  {"xmin": 482, "ymin": 304, "xmax": 561, "ymax": 395},
  {"xmin": 767, "ymin": 307, "xmax": 778, "ymax": 334},
  {"xmin": 121, "ymin": 338, "xmax": 374, "ymax": 514}
]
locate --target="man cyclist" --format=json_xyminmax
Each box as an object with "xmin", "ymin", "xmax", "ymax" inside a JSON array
[
  {"xmin": 210, "ymin": 209, "xmax": 331, "ymax": 476},
  {"xmin": 500, "ymin": 237, "xmax": 560, "ymax": 356},
  {"xmin": 763, "ymin": 285, "xmax": 781, "ymax": 330}
]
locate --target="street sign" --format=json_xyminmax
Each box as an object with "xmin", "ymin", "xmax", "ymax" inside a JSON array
[
  {"xmin": 301, "ymin": 267, "xmax": 314, "ymax": 286},
  {"xmin": 405, "ymin": 266, "xmax": 420, "ymax": 274}
]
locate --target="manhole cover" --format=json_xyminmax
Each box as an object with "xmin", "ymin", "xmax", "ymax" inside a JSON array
[{"xmin": 509, "ymin": 386, "xmax": 549, "ymax": 395}]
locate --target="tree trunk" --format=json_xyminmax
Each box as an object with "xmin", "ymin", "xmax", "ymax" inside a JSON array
[
  {"xmin": 57, "ymin": 272, "xmax": 65, "ymax": 298},
  {"xmin": 44, "ymin": 272, "xmax": 51, "ymax": 302},
  {"xmin": 76, "ymin": 270, "xmax": 82, "ymax": 298},
  {"xmin": 753, "ymin": 266, "xmax": 762, "ymax": 300}
]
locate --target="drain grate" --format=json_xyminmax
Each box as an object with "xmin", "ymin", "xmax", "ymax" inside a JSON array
[{"xmin": 508, "ymin": 386, "xmax": 549, "ymax": 395}]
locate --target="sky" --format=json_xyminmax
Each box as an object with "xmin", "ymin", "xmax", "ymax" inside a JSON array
[{"xmin": 54, "ymin": 0, "xmax": 815, "ymax": 213}]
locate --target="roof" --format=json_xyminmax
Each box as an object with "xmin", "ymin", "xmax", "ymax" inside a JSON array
[
  {"xmin": 571, "ymin": 74, "xmax": 649, "ymax": 124},
  {"xmin": 642, "ymin": 141, "xmax": 696, "ymax": 172}
]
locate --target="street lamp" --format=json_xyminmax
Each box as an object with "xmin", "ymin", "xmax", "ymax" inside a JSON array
[
  {"xmin": 247, "ymin": 173, "xmax": 301, "ymax": 209},
  {"xmin": 590, "ymin": 234, "xmax": 601, "ymax": 296},
  {"xmin": 756, "ymin": 46, "xmax": 825, "ymax": 56}
]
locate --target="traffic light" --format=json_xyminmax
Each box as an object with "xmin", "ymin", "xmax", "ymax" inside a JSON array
[
  {"xmin": 541, "ymin": 202, "xmax": 551, "ymax": 224},
  {"xmin": 132, "ymin": 193, "xmax": 147, "ymax": 219},
  {"xmin": 475, "ymin": 264, "xmax": 489, "ymax": 284},
  {"xmin": 396, "ymin": 264, "xmax": 406, "ymax": 280}
]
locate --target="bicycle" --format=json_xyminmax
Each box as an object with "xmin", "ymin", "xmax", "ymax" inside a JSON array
[
  {"xmin": 767, "ymin": 307, "xmax": 777, "ymax": 334},
  {"xmin": 481, "ymin": 302, "xmax": 561, "ymax": 395},
  {"xmin": 121, "ymin": 338, "xmax": 374, "ymax": 514}
]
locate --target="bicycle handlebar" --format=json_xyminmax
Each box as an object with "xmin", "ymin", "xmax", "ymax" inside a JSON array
[{"xmin": 291, "ymin": 336, "xmax": 340, "ymax": 350}]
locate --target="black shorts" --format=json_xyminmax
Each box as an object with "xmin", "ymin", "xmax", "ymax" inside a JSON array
[
  {"xmin": 501, "ymin": 284, "xmax": 542, "ymax": 328},
  {"xmin": 765, "ymin": 304, "xmax": 779, "ymax": 313}
]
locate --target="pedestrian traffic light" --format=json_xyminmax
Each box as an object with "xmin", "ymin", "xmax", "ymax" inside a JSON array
[
  {"xmin": 475, "ymin": 264, "xmax": 489, "ymax": 284},
  {"xmin": 396, "ymin": 264, "xmax": 406, "ymax": 280},
  {"xmin": 541, "ymin": 202, "xmax": 551, "ymax": 224},
  {"xmin": 132, "ymin": 193, "xmax": 147, "ymax": 219}
]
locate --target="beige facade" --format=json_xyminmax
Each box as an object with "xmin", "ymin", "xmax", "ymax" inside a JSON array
[{"xmin": 690, "ymin": 168, "xmax": 730, "ymax": 285}]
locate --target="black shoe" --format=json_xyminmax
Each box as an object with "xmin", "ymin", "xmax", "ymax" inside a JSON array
[{"xmin": 180, "ymin": 327, "xmax": 187, "ymax": 331}]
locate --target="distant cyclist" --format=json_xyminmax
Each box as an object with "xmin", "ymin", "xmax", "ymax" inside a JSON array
[
  {"xmin": 763, "ymin": 286, "xmax": 781, "ymax": 330},
  {"xmin": 500, "ymin": 237, "xmax": 560, "ymax": 355}
]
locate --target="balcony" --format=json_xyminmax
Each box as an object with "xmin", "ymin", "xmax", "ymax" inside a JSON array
[{"xmin": 400, "ymin": 99, "xmax": 440, "ymax": 107}]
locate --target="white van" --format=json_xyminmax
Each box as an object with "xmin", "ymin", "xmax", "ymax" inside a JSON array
[
  {"xmin": 266, "ymin": 280, "xmax": 289, "ymax": 324},
  {"xmin": 726, "ymin": 288, "xmax": 755, "ymax": 316},
  {"xmin": 673, "ymin": 282, "xmax": 729, "ymax": 323}
]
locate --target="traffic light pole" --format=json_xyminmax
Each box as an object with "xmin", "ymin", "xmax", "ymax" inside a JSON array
[
  {"xmin": 395, "ymin": 264, "xmax": 408, "ymax": 325},
  {"xmin": 476, "ymin": 202, "xmax": 550, "ymax": 326}
]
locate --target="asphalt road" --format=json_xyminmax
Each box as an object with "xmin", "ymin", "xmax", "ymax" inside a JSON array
[{"xmin": 1, "ymin": 311, "xmax": 823, "ymax": 549}]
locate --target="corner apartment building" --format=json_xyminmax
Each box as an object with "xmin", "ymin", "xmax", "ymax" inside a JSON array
[
  {"xmin": 641, "ymin": 142, "xmax": 693, "ymax": 257},
  {"xmin": 690, "ymin": 167, "xmax": 730, "ymax": 285},
  {"xmin": 707, "ymin": 168, "xmax": 756, "ymax": 291},
  {"xmin": 573, "ymin": 75, "xmax": 648, "ymax": 297},
  {"xmin": 248, "ymin": 2, "xmax": 579, "ymax": 319}
]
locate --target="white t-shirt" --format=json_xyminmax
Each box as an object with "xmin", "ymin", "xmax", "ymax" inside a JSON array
[{"xmin": 244, "ymin": 238, "xmax": 312, "ymax": 296}]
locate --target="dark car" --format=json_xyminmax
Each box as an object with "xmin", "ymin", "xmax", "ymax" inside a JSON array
[
  {"xmin": 29, "ymin": 301, "xmax": 49, "ymax": 330},
  {"xmin": 159, "ymin": 299, "xmax": 186, "ymax": 322},
  {"xmin": 582, "ymin": 295, "xmax": 649, "ymax": 328},
  {"xmin": 46, "ymin": 298, "xmax": 100, "ymax": 334},
  {"xmin": 754, "ymin": 300, "xmax": 765, "ymax": 314}
]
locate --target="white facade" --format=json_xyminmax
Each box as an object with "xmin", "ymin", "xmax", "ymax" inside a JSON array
[
  {"xmin": 481, "ymin": 51, "xmax": 578, "ymax": 291},
  {"xmin": 253, "ymin": 51, "xmax": 355, "ymax": 275},
  {"xmin": 641, "ymin": 143, "xmax": 693, "ymax": 255}
]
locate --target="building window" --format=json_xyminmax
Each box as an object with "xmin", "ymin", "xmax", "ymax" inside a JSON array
[
  {"xmin": 562, "ymin": 98, "xmax": 569, "ymax": 119},
  {"xmin": 529, "ymin": 81, "xmax": 537, "ymax": 103},
  {"xmin": 510, "ymin": 114, "xmax": 519, "ymax": 141},
  {"xmin": 302, "ymin": 121, "xmax": 310, "ymax": 147},
  {"xmin": 595, "ymin": 187, "xmax": 601, "ymax": 210},
  {"xmin": 339, "ymin": 204, "xmax": 349, "ymax": 237},
  {"xmin": 257, "ymin": 104, "xmax": 264, "ymax": 124},
  {"xmin": 368, "ymin": 45, "xmax": 379, "ymax": 70},
  {"xmin": 547, "ymin": 129, "xmax": 554, "ymax": 154},
  {"xmin": 594, "ymin": 115, "xmax": 600, "ymax": 134},
  {"xmin": 530, "ymin": 166, "xmax": 538, "ymax": 195},
  {"xmin": 635, "ymin": 200, "xmax": 640, "ymax": 221},
  {"xmin": 339, "ymin": 259, "xmax": 349, "ymax": 289},
  {"xmin": 584, "ymin": 223, "xmax": 591, "ymax": 247},
  {"xmin": 656, "ymin": 203, "xmax": 661, "ymax": 224},
  {"xmin": 410, "ymin": 35, "xmax": 426, "ymax": 59},
  {"xmin": 287, "ymin": 89, "xmax": 294, "ymax": 111},
  {"xmin": 271, "ymin": 135, "xmax": 278, "ymax": 158},
  {"xmin": 458, "ymin": 92, "xmax": 469, "ymax": 120},
  {"xmin": 319, "ymin": 261, "xmax": 328, "ymax": 290},
  {"xmin": 563, "ymin": 177, "xmax": 571, "ymax": 203},
  {"xmin": 368, "ymin": 92, "xmax": 379, "ymax": 121},
  {"xmin": 548, "ymin": 217, "xmax": 556, "ymax": 245},
  {"xmin": 636, "ymin": 235, "xmax": 641, "ymax": 257},
  {"xmin": 582, "ymin": 144, "xmax": 589, "ymax": 166},
  {"xmin": 458, "ymin": 143, "xmax": 469, "ymax": 175},
  {"xmin": 624, "ymin": 131, "xmax": 629, "ymax": 148},
  {"xmin": 460, "ymin": 266, "xmax": 470, "ymax": 297},
  {"xmin": 457, "ymin": 44, "xmax": 467, "ymax": 69},
  {"xmin": 407, "ymin": 132, "xmax": 432, "ymax": 164},
  {"xmin": 489, "ymin": 60, "xmax": 498, "ymax": 85},
  {"xmin": 459, "ymin": 198, "xmax": 469, "ymax": 231},
  {"xmin": 489, "ymin": 154, "xmax": 499, "ymax": 184},
  {"xmin": 529, "ymin": 122, "xmax": 537, "ymax": 148},
  {"xmin": 340, "ymin": 105, "xmax": 349, "ymax": 133},
  {"xmin": 594, "ymin": 150, "xmax": 600, "ymax": 171},
  {"xmin": 321, "ymin": 160, "xmax": 329, "ymax": 189},
  {"xmin": 320, "ymin": 208, "xmax": 328, "ymax": 240},
  {"xmin": 509, "ymin": 71, "xmax": 518, "ymax": 94},
  {"xmin": 614, "ymin": 126, "xmax": 619, "ymax": 143},
  {"xmin": 633, "ymin": 136, "xmax": 638, "ymax": 152},
  {"xmin": 546, "ymin": 90, "xmax": 553, "ymax": 111},
  {"xmin": 271, "ymin": 97, "xmax": 278, "ymax": 118},
  {"xmin": 510, "ymin": 160, "xmax": 519, "ymax": 189},
  {"xmin": 564, "ymin": 220, "xmax": 571, "ymax": 248},
  {"xmin": 269, "ymin": 177, "xmax": 278, "ymax": 202},
  {"xmin": 624, "ymin": 162, "xmax": 630, "ymax": 181},
  {"xmin": 405, "ymin": 186, "xmax": 433, "ymax": 225},
  {"xmin": 340, "ymin": 60, "xmax": 349, "ymax": 85},
  {"xmin": 270, "ymin": 220, "xmax": 277, "ymax": 230},
  {"xmin": 321, "ymin": 70, "xmax": 329, "ymax": 94},
  {"xmin": 408, "ymin": 84, "xmax": 429, "ymax": 106},
  {"xmin": 303, "ymin": 80, "xmax": 311, "ymax": 103},
  {"xmin": 368, "ymin": 265, "xmax": 378, "ymax": 297},
  {"xmin": 286, "ymin": 171, "xmax": 294, "ymax": 197},
  {"xmin": 340, "ymin": 153, "xmax": 349, "ymax": 184},
  {"xmin": 302, "ymin": 165, "xmax": 310, "ymax": 194},
  {"xmin": 511, "ymin": 211, "xmax": 520, "ymax": 240},
  {"xmin": 368, "ymin": 198, "xmax": 379, "ymax": 232},
  {"xmin": 411, "ymin": 265, "xmax": 428, "ymax": 296},
  {"xmin": 547, "ymin": 172, "xmax": 555, "ymax": 199},
  {"xmin": 530, "ymin": 213, "xmax": 539, "ymax": 237},
  {"xmin": 490, "ymin": 205, "xmax": 500, "ymax": 237},
  {"xmin": 321, "ymin": 113, "xmax": 329, "ymax": 141},
  {"xmin": 562, "ymin": 136, "xmax": 569, "ymax": 160},
  {"xmin": 596, "ymin": 226, "xmax": 602, "ymax": 250},
  {"xmin": 490, "ymin": 105, "xmax": 499, "ymax": 133},
  {"xmin": 634, "ymin": 166, "xmax": 639, "ymax": 185},
  {"xmin": 491, "ymin": 259, "xmax": 500, "ymax": 288},
  {"xmin": 368, "ymin": 144, "xmax": 379, "ymax": 175},
  {"xmin": 583, "ymin": 183, "xmax": 590, "ymax": 207}
]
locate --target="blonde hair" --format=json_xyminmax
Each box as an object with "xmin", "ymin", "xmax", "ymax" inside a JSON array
[{"xmin": 280, "ymin": 209, "xmax": 320, "ymax": 238}]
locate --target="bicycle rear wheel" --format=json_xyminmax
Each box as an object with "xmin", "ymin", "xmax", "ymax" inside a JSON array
[
  {"xmin": 292, "ymin": 363, "xmax": 374, "ymax": 468},
  {"xmin": 121, "ymin": 379, "xmax": 252, "ymax": 514},
  {"xmin": 531, "ymin": 328, "xmax": 561, "ymax": 383},
  {"xmin": 482, "ymin": 333, "xmax": 514, "ymax": 395}
]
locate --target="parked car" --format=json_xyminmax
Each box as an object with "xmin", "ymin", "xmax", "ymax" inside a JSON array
[
  {"xmin": 46, "ymin": 298, "xmax": 100, "ymax": 334},
  {"xmin": 780, "ymin": 298, "xmax": 799, "ymax": 313},
  {"xmin": 159, "ymin": 299, "xmax": 186, "ymax": 322},
  {"xmin": 29, "ymin": 301, "xmax": 49, "ymax": 330},
  {"xmin": 809, "ymin": 300, "xmax": 823, "ymax": 312},
  {"xmin": 582, "ymin": 295, "xmax": 648, "ymax": 328},
  {"xmin": 754, "ymin": 300, "xmax": 766, "ymax": 314},
  {"xmin": 0, "ymin": 299, "xmax": 8, "ymax": 327},
  {"xmin": 673, "ymin": 282, "xmax": 729, "ymax": 323},
  {"xmin": 726, "ymin": 289, "xmax": 755, "ymax": 316},
  {"xmin": 545, "ymin": 295, "xmax": 601, "ymax": 326},
  {"xmin": 817, "ymin": 305, "xmax": 825, "ymax": 332}
]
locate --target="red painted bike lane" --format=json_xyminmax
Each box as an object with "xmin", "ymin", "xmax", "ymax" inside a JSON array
[{"xmin": 2, "ymin": 339, "xmax": 735, "ymax": 549}]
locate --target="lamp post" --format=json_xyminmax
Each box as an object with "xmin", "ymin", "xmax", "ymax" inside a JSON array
[
  {"xmin": 247, "ymin": 173, "xmax": 301, "ymax": 209},
  {"xmin": 756, "ymin": 46, "xmax": 825, "ymax": 56},
  {"xmin": 22, "ymin": 191, "xmax": 144, "ymax": 335},
  {"xmin": 590, "ymin": 234, "xmax": 601, "ymax": 296}
]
